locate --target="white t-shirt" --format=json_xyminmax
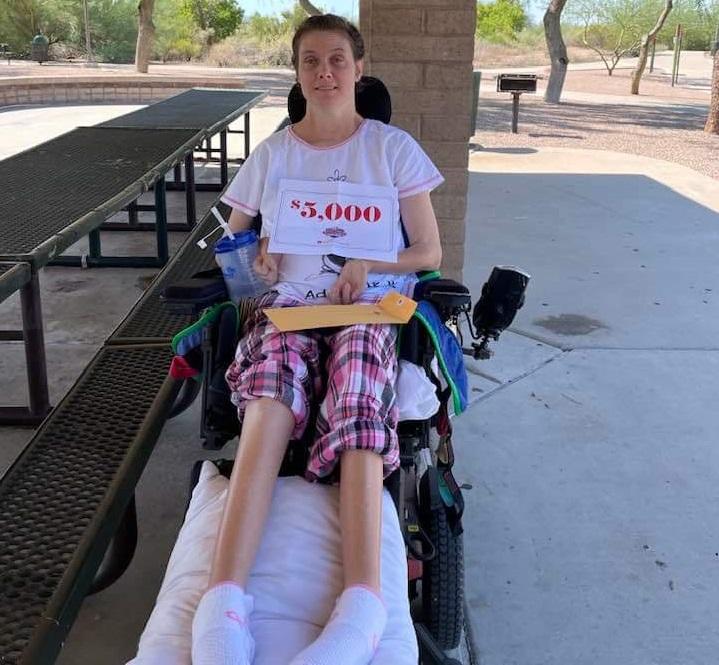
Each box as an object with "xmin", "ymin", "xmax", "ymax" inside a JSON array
[{"xmin": 221, "ymin": 118, "xmax": 444, "ymax": 303}]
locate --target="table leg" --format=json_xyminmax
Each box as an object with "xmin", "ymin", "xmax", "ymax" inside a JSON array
[
  {"xmin": 154, "ymin": 178, "xmax": 169, "ymax": 266},
  {"xmin": 22, "ymin": 271, "xmax": 50, "ymax": 418},
  {"xmin": 89, "ymin": 228, "xmax": 102, "ymax": 260},
  {"xmin": 0, "ymin": 271, "xmax": 53, "ymax": 426},
  {"xmin": 185, "ymin": 152, "xmax": 196, "ymax": 228},
  {"xmin": 127, "ymin": 200, "xmax": 139, "ymax": 227},
  {"xmin": 220, "ymin": 129, "xmax": 228, "ymax": 186},
  {"xmin": 244, "ymin": 112, "xmax": 251, "ymax": 159}
]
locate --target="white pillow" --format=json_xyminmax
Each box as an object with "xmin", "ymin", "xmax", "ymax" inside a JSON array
[{"xmin": 128, "ymin": 461, "xmax": 418, "ymax": 664}]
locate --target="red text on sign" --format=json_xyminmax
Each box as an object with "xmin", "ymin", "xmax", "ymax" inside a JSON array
[{"xmin": 290, "ymin": 200, "xmax": 382, "ymax": 223}]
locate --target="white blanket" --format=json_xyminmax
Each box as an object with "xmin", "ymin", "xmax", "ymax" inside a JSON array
[{"xmin": 128, "ymin": 461, "xmax": 418, "ymax": 664}]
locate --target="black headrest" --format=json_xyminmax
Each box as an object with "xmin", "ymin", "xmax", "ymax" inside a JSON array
[{"xmin": 287, "ymin": 76, "xmax": 392, "ymax": 124}]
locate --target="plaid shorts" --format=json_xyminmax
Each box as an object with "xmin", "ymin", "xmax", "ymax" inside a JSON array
[{"xmin": 225, "ymin": 291, "xmax": 400, "ymax": 480}]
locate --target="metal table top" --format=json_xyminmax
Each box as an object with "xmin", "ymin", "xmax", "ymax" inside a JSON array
[
  {"xmin": 0, "ymin": 126, "xmax": 202, "ymax": 266},
  {"xmin": 99, "ymin": 88, "xmax": 268, "ymax": 137}
]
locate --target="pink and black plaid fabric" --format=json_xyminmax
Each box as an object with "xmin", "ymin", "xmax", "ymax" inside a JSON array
[{"xmin": 225, "ymin": 291, "xmax": 399, "ymax": 480}]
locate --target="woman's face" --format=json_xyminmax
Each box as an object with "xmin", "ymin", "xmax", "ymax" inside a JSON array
[{"xmin": 296, "ymin": 30, "xmax": 363, "ymax": 111}]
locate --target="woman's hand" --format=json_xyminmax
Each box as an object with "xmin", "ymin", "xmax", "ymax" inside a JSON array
[
  {"xmin": 328, "ymin": 259, "xmax": 369, "ymax": 304},
  {"xmin": 253, "ymin": 238, "xmax": 280, "ymax": 285}
]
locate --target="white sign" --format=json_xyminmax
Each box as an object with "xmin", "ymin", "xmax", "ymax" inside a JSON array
[{"xmin": 268, "ymin": 179, "xmax": 398, "ymax": 262}]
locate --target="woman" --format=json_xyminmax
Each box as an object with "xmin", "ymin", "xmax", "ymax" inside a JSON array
[{"xmin": 192, "ymin": 14, "xmax": 443, "ymax": 665}]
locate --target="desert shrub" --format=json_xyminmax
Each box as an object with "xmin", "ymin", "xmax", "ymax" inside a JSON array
[
  {"xmin": 476, "ymin": 0, "xmax": 528, "ymax": 43},
  {"xmin": 206, "ymin": 31, "xmax": 293, "ymax": 67}
]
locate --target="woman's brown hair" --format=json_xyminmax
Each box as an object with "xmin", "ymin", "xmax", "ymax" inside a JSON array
[{"xmin": 291, "ymin": 14, "xmax": 365, "ymax": 71}]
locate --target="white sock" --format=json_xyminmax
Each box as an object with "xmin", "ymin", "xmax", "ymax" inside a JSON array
[
  {"xmin": 191, "ymin": 582, "xmax": 255, "ymax": 665},
  {"xmin": 290, "ymin": 585, "xmax": 387, "ymax": 665}
]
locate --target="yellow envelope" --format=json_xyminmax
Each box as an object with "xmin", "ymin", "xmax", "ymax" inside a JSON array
[{"xmin": 264, "ymin": 291, "xmax": 417, "ymax": 332}]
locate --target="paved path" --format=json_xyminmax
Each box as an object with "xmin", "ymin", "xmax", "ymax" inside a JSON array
[{"xmin": 458, "ymin": 146, "xmax": 719, "ymax": 665}]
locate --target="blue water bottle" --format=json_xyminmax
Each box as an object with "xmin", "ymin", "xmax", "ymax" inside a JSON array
[{"xmin": 214, "ymin": 230, "xmax": 267, "ymax": 301}]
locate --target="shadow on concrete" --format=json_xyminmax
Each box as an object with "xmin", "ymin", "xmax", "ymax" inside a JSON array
[
  {"xmin": 464, "ymin": 171, "xmax": 719, "ymax": 349},
  {"xmin": 478, "ymin": 146, "xmax": 539, "ymax": 154}
]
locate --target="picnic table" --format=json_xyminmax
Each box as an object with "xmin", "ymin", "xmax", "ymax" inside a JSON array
[
  {"xmin": 0, "ymin": 87, "xmax": 268, "ymax": 426},
  {"xmin": 100, "ymin": 88, "xmax": 268, "ymax": 228},
  {"xmin": 0, "ymin": 208, "xmax": 219, "ymax": 665},
  {"xmin": 0, "ymin": 125, "xmax": 202, "ymax": 424}
]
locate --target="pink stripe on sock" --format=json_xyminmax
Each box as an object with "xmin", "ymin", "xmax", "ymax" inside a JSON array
[{"xmin": 225, "ymin": 610, "xmax": 249, "ymax": 627}]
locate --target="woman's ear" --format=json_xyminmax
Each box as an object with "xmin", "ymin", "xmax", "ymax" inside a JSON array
[{"xmin": 355, "ymin": 59, "xmax": 364, "ymax": 82}]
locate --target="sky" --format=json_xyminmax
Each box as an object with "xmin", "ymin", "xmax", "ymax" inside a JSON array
[
  {"xmin": 239, "ymin": 1, "xmax": 544, "ymax": 24},
  {"xmin": 240, "ymin": 1, "xmax": 359, "ymax": 20}
]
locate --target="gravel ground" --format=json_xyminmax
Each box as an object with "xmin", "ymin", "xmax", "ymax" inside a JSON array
[
  {"xmin": 475, "ymin": 80, "xmax": 717, "ymax": 180},
  {"xmin": 561, "ymin": 67, "xmax": 712, "ymax": 101}
]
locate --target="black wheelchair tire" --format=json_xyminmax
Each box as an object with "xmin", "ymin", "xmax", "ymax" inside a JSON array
[{"xmin": 421, "ymin": 504, "xmax": 465, "ymax": 651}]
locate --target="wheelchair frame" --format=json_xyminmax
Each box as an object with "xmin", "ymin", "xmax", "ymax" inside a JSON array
[{"xmin": 163, "ymin": 273, "xmax": 474, "ymax": 665}]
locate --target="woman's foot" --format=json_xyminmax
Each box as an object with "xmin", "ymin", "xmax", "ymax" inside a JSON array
[
  {"xmin": 191, "ymin": 582, "xmax": 255, "ymax": 665},
  {"xmin": 290, "ymin": 585, "xmax": 387, "ymax": 665}
]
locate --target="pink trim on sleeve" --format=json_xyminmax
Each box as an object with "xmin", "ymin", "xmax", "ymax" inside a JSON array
[
  {"xmin": 220, "ymin": 194, "xmax": 258, "ymax": 216},
  {"xmin": 398, "ymin": 173, "xmax": 445, "ymax": 199}
]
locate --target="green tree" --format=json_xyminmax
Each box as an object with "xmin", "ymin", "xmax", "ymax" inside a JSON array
[
  {"xmin": 80, "ymin": 0, "xmax": 137, "ymax": 63},
  {"xmin": 181, "ymin": 0, "xmax": 244, "ymax": 44},
  {"xmin": 154, "ymin": 0, "xmax": 201, "ymax": 61},
  {"xmin": 476, "ymin": 0, "xmax": 528, "ymax": 42},
  {"xmin": 630, "ymin": 0, "xmax": 673, "ymax": 93},
  {"xmin": 0, "ymin": 0, "xmax": 76, "ymax": 53},
  {"xmin": 662, "ymin": 0, "xmax": 719, "ymax": 50},
  {"xmin": 544, "ymin": 0, "xmax": 570, "ymax": 103},
  {"xmin": 569, "ymin": 0, "xmax": 668, "ymax": 75},
  {"xmin": 243, "ymin": 3, "xmax": 313, "ymax": 43}
]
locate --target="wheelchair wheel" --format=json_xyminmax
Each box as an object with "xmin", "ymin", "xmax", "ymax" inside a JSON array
[{"xmin": 421, "ymin": 501, "xmax": 464, "ymax": 650}]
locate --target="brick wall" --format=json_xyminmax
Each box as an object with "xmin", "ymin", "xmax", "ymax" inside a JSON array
[
  {"xmin": 360, "ymin": 0, "xmax": 475, "ymax": 281},
  {"xmin": 0, "ymin": 76, "xmax": 246, "ymax": 109}
]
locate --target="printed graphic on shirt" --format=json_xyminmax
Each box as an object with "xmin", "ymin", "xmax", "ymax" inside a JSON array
[{"xmin": 327, "ymin": 169, "xmax": 348, "ymax": 182}]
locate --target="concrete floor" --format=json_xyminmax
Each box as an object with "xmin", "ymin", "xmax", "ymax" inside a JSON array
[{"xmin": 1, "ymin": 91, "xmax": 719, "ymax": 665}]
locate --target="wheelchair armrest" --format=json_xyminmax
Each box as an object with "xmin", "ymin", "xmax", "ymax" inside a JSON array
[
  {"xmin": 415, "ymin": 278, "xmax": 471, "ymax": 320},
  {"xmin": 160, "ymin": 268, "xmax": 228, "ymax": 315}
]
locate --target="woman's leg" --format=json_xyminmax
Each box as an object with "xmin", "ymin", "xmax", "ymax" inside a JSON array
[
  {"xmin": 340, "ymin": 449, "xmax": 384, "ymax": 592},
  {"xmin": 194, "ymin": 302, "xmax": 321, "ymax": 665},
  {"xmin": 193, "ymin": 398, "xmax": 294, "ymax": 665},
  {"xmin": 291, "ymin": 324, "xmax": 399, "ymax": 665},
  {"xmin": 209, "ymin": 396, "xmax": 295, "ymax": 586}
]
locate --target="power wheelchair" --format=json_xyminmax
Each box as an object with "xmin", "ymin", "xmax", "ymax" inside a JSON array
[{"xmin": 161, "ymin": 77, "xmax": 529, "ymax": 664}]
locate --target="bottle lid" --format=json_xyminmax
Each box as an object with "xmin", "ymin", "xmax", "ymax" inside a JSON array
[{"xmin": 214, "ymin": 230, "xmax": 258, "ymax": 253}]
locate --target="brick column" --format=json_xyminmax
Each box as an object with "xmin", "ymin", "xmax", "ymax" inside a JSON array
[{"xmin": 360, "ymin": 0, "xmax": 475, "ymax": 281}]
